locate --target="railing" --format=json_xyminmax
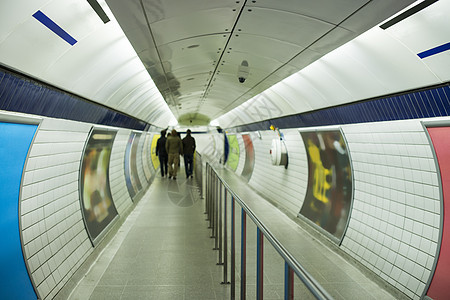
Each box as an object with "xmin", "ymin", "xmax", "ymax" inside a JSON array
[
  {"xmin": 205, "ymin": 162, "xmax": 333, "ymax": 300},
  {"xmin": 194, "ymin": 151, "xmax": 203, "ymax": 198}
]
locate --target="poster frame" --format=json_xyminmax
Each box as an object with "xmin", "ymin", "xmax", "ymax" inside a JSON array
[
  {"xmin": 297, "ymin": 126, "xmax": 355, "ymax": 245},
  {"xmin": 78, "ymin": 126, "xmax": 119, "ymax": 246}
]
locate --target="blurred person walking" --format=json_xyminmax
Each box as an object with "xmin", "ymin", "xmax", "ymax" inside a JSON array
[
  {"xmin": 165, "ymin": 129, "xmax": 183, "ymax": 180},
  {"xmin": 182, "ymin": 129, "xmax": 196, "ymax": 178},
  {"xmin": 155, "ymin": 130, "xmax": 168, "ymax": 178}
]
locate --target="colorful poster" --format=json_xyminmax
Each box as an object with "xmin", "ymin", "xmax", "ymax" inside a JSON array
[
  {"xmin": 151, "ymin": 134, "xmax": 160, "ymax": 170},
  {"xmin": 426, "ymin": 127, "xmax": 450, "ymax": 299},
  {"xmin": 142, "ymin": 133, "xmax": 152, "ymax": 182},
  {"xmin": 80, "ymin": 129, "xmax": 118, "ymax": 243},
  {"xmin": 241, "ymin": 134, "xmax": 255, "ymax": 182},
  {"xmin": 227, "ymin": 134, "xmax": 240, "ymax": 171},
  {"xmin": 0, "ymin": 122, "xmax": 37, "ymax": 299},
  {"xmin": 124, "ymin": 132, "xmax": 143, "ymax": 199},
  {"xmin": 299, "ymin": 130, "xmax": 352, "ymax": 240}
]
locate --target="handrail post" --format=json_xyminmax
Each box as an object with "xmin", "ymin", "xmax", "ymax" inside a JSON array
[
  {"xmin": 217, "ymin": 183, "xmax": 223, "ymax": 261},
  {"xmin": 205, "ymin": 164, "xmax": 209, "ymax": 215},
  {"xmin": 221, "ymin": 188, "xmax": 230, "ymax": 284},
  {"xmin": 285, "ymin": 262, "xmax": 294, "ymax": 300},
  {"xmin": 231, "ymin": 196, "xmax": 236, "ymax": 299},
  {"xmin": 213, "ymin": 174, "xmax": 219, "ymax": 248},
  {"xmin": 241, "ymin": 209, "xmax": 247, "ymax": 300},
  {"xmin": 257, "ymin": 228, "xmax": 264, "ymax": 300}
]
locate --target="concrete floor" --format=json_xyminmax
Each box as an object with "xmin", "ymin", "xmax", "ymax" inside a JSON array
[
  {"xmin": 68, "ymin": 174, "xmax": 230, "ymax": 300},
  {"xmin": 66, "ymin": 166, "xmax": 406, "ymax": 300}
]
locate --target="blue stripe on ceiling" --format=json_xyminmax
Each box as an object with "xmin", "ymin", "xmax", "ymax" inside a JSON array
[
  {"xmin": 32, "ymin": 10, "xmax": 77, "ymax": 46},
  {"xmin": 418, "ymin": 42, "xmax": 450, "ymax": 59}
]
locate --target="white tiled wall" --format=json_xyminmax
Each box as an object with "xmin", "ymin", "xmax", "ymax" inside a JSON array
[
  {"xmin": 245, "ymin": 129, "xmax": 308, "ymax": 217},
  {"xmin": 341, "ymin": 120, "xmax": 440, "ymax": 299},
  {"xmin": 110, "ymin": 129, "xmax": 133, "ymax": 216},
  {"xmin": 205, "ymin": 119, "xmax": 442, "ymax": 299},
  {"xmin": 19, "ymin": 116, "xmax": 158, "ymax": 299},
  {"xmin": 21, "ymin": 118, "xmax": 93, "ymax": 299}
]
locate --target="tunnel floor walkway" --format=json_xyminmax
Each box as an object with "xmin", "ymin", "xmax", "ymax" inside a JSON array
[
  {"xmin": 67, "ymin": 174, "xmax": 229, "ymax": 300},
  {"xmin": 65, "ymin": 165, "xmax": 407, "ymax": 300}
]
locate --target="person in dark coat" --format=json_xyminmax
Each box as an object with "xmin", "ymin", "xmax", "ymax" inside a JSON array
[
  {"xmin": 182, "ymin": 129, "xmax": 196, "ymax": 178},
  {"xmin": 155, "ymin": 130, "xmax": 168, "ymax": 177}
]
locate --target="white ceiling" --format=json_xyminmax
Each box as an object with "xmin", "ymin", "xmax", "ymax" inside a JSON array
[
  {"xmin": 3, "ymin": 0, "xmax": 448, "ymax": 129},
  {"xmin": 105, "ymin": 0, "xmax": 415, "ymax": 125},
  {"xmin": 215, "ymin": 0, "xmax": 450, "ymax": 128}
]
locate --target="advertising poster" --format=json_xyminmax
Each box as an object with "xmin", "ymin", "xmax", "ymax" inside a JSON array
[
  {"xmin": 124, "ymin": 132, "xmax": 143, "ymax": 199},
  {"xmin": 151, "ymin": 134, "xmax": 160, "ymax": 171},
  {"xmin": 80, "ymin": 129, "xmax": 118, "ymax": 242},
  {"xmin": 241, "ymin": 134, "xmax": 255, "ymax": 182},
  {"xmin": 425, "ymin": 126, "xmax": 450, "ymax": 299},
  {"xmin": 299, "ymin": 130, "xmax": 352, "ymax": 240},
  {"xmin": 142, "ymin": 133, "xmax": 152, "ymax": 182},
  {"xmin": 227, "ymin": 134, "xmax": 240, "ymax": 171},
  {"xmin": 0, "ymin": 122, "xmax": 37, "ymax": 299}
]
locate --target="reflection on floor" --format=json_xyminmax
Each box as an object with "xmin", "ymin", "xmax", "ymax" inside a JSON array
[{"xmin": 68, "ymin": 173, "xmax": 229, "ymax": 299}]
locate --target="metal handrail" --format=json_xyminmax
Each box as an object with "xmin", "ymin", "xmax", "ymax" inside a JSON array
[
  {"xmin": 194, "ymin": 151, "xmax": 203, "ymax": 198},
  {"xmin": 205, "ymin": 162, "xmax": 333, "ymax": 300}
]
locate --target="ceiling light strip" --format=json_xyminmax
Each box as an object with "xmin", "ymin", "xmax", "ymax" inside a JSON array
[
  {"xmin": 87, "ymin": 0, "xmax": 110, "ymax": 24},
  {"xmin": 379, "ymin": 0, "xmax": 438, "ymax": 30},
  {"xmin": 194, "ymin": 0, "xmax": 249, "ymax": 116},
  {"xmin": 32, "ymin": 10, "xmax": 77, "ymax": 46}
]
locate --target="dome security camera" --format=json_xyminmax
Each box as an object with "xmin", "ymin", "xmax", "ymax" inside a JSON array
[{"xmin": 237, "ymin": 60, "xmax": 249, "ymax": 83}]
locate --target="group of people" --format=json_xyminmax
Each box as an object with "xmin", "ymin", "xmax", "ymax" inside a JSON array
[{"xmin": 155, "ymin": 129, "xmax": 196, "ymax": 180}]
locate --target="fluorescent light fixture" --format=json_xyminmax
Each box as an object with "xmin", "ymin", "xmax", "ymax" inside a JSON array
[{"xmin": 87, "ymin": 0, "xmax": 110, "ymax": 24}]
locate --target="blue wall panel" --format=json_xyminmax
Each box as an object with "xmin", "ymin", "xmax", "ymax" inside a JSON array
[
  {"xmin": 231, "ymin": 83, "xmax": 450, "ymax": 132},
  {"xmin": 0, "ymin": 68, "xmax": 149, "ymax": 131},
  {"xmin": 0, "ymin": 122, "xmax": 37, "ymax": 299}
]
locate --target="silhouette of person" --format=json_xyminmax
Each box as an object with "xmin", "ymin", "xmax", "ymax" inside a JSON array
[
  {"xmin": 182, "ymin": 129, "xmax": 196, "ymax": 178},
  {"xmin": 155, "ymin": 130, "xmax": 168, "ymax": 177},
  {"xmin": 165, "ymin": 129, "xmax": 183, "ymax": 180}
]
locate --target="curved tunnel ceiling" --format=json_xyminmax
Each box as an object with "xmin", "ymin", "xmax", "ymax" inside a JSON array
[
  {"xmin": 105, "ymin": 0, "xmax": 416, "ymax": 125},
  {"xmin": 3, "ymin": 0, "xmax": 447, "ymax": 128}
]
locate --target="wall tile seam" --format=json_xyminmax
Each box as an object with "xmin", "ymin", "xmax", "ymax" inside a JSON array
[
  {"xmin": 28, "ymin": 148, "xmax": 86, "ymax": 157},
  {"xmin": 24, "ymin": 220, "xmax": 87, "ymax": 258},
  {"xmin": 23, "ymin": 163, "xmax": 81, "ymax": 174},
  {"xmin": 247, "ymin": 182, "xmax": 306, "ymax": 207},
  {"xmin": 32, "ymin": 138, "xmax": 89, "ymax": 145},
  {"xmin": 353, "ymin": 185, "xmax": 439, "ymax": 201},
  {"xmin": 252, "ymin": 162, "xmax": 308, "ymax": 173},
  {"xmin": 350, "ymin": 152, "xmax": 434, "ymax": 161},
  {"xmin": 348, "ymin": 226, "xmax": 438, "ymax": 254},
  {"xmin": 21, "ymin": 200, "xmax": 81, "ymax": 227},
  {"xmin": 342, "ymin": 239, "xmax": 432, "ymax": 279},
  {"xmin": 250, "ymin": 170, "xmax": 308, "ymax": 183},
  {"xmin": 38, "ymin": 245, "xmax": 91, "ymax": 300},
  {"xmin": 30, "ymin": 229, "xmax": 89, "ymax": 279},
  {"xmin": 351, "ymin": 207, "xmax": 439, "ymax": 228},
  {"xmin": 21, "ymin": 173, "xmax": 79, "ymax": 191},
  {"xmin": 248, "ymin": 179, "xmax": 307, "ymax": 198},
  {"xmin": 21, "ymin": 194, "xmax": 79, "ymax": 214}
]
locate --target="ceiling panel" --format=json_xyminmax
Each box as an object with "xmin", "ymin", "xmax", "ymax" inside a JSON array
[{"xmin": 105, "ymin": 0, "xmax": 416, "ymax": 125}]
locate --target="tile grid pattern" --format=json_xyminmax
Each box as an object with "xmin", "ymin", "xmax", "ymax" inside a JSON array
[
  {"xmin": 20, "ymin": 118, "xmax": 93, "ymax": 299},
  {"xmin": 246, "ymin": 129, "xmax": 308, "ymax": 217},
  {"xmin": 110, "ymin": 129, "xmax": 134, "ymax": 216},
  {"xmin": 136, "ymin": 132, "xmax": 149, "ymax": 187},
  {"xmin": 341, "ymin": 120, "xmax": 440, "ymax": 299}
]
